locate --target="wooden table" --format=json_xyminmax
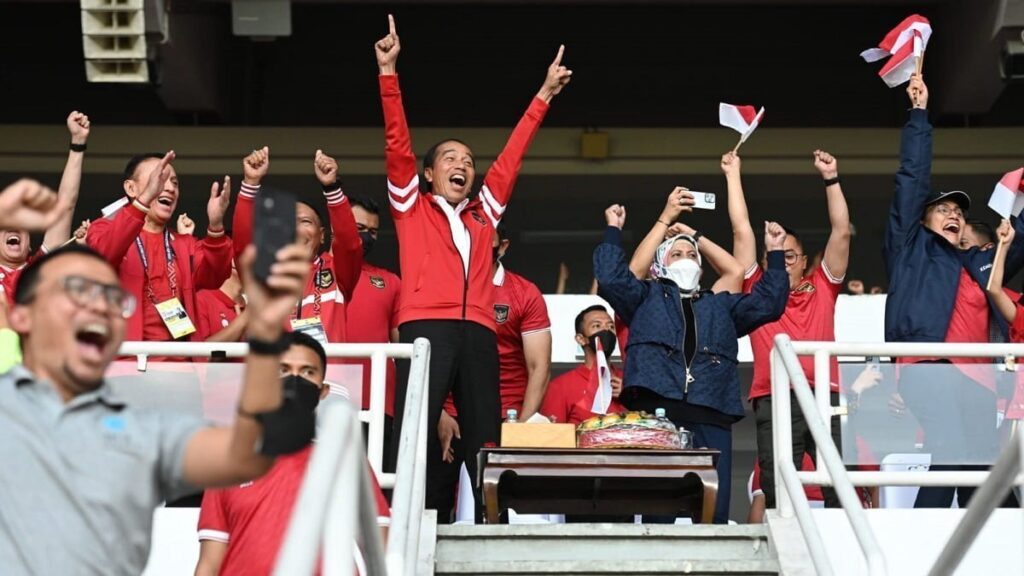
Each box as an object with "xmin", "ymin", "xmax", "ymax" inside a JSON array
[{"xmin": 478, "ymin": 448, "xmax": 719, "ymax": 524}]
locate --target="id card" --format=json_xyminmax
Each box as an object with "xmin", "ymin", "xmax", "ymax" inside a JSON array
[
  {"xmin": 291, "ymin": 317, "xmax": 329, "ymax": 347},
  {"xmin": 155, "ymin": 297, "xmax": 197, "ymax": 339}
]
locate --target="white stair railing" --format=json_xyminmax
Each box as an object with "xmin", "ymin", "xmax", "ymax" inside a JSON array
[{"xmin": 771, "ymin": 335, "xmax": 1024, "ymax": 576}]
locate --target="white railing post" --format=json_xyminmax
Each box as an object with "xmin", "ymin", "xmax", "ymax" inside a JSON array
[
  {"xmin": 367, "ymin": 349, "xmax": 388, "ymax": 477},
  {"xmin": 771, "ymin": 346, "xmax": 795, "ymax": 519},
  {"xmin": 814, "ymin": 349, "xmax": 833, "ymax": 489},
  {"xmin": 322, "ymin": 412, "xmax": 360, "ymax": 576}
]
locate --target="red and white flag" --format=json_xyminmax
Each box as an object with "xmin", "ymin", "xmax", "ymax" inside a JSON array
[
  {"xmin": 861, "ymin": 14, "xmax": 932, "ymax": 88},
  {"xmin": 719, "ymin": 103, "xmax": 765, "ymax": 146},
  {"xmin": 988, "ymin": 168, "xmax": 1024, "ymax": 219},
  {"xmin": 589, "ymin": 339, "xmax": 613, "ymax": 415}
]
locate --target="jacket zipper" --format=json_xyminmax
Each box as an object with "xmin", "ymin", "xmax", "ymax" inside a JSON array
[
  {"xmin": 673, "ymin": 292, "xmax": 695, "ymax": 395},
  {"xmin": 443, "ymin": 211, "xmax": 471, "ymax": 320}
]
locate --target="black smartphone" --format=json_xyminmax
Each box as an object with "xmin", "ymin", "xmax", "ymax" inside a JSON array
[{"xmin": 252, "ymin": 187, "xmax": 296, "ymax": 284}]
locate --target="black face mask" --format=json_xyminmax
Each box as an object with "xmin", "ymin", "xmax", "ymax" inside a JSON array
[
  {"xmin": 587, "ymin": 330, "xmax": 617, "ymax": 357},
  {"xmin": 359, "ymin": 231, "xmax": 376, "ymax": 257},
  {"xmin": 254, "ymin": 375, "xmax": 322, "ymax": 456}
]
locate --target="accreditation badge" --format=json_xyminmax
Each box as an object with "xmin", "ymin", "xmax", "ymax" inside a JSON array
[
  {"xmin": 155, "ymin": 297, "xmax": 197, "ymax": 339},
  {"xmin": 290, "ymin": 317, "xmax": 329, "ymax": 347}
]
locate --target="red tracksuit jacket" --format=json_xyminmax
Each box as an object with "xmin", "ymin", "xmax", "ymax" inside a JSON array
[
  {"xmin": 88, "ymin": 202, "xmax": 232, "ymax": 341},
  {"xmin": 380, "ymin": 73, "xmax": 549, "ymax": 331},
  {"xmin": 233, "ymin": 184, "xmax": 362, "ymax": 343}
]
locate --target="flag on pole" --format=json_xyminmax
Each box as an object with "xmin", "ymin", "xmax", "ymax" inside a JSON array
[
  {"xmin": 589, "ymin": 339, "xmax": 613, "ymax": 415},
  {"xmin": 860, "ymin": 14, "xmax": 932, "ymax": 88},
  {"xmin": 988, "ymin": 168, "xmax": 1024, "ymax": 219},
  {"xmin": 719, "ymin": 103, "xmax": 765, "ymax": 148}
]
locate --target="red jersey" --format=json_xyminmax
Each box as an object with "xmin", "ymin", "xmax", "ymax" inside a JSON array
[
  {"xmin": 197, "ymin": 445, "xmax": 391, "ymax": 576},
  {"xmin": 1003, "ymin": 303, "xmax": 1024, "ymax": 419},
  {"xmin": 380, "ymin": 73, "xmax": 549, "ymax": 331},
  {"xmin": 0, "ymin": 246, "xmax": 47, "ymax": 301},
  {"xmin": 234, "ymin": 184, "xmax": 362, "ymax": 344},
  {"xmin": 88, "ymin": 202, "xmax": 232, "ymax": 341},
  {"xmin": 345, "ymin": 263, "xmax": 401, "ymax": 416},
  {"xmin": 539, "ymin": 363, "xmax": 627, "ymax": 425},
  {"xmin": 195, "ymin": 288, "xmax": 242, "ymax": 342},
  {"xmin": 745, "ymin": 263, "xmax": 842, "ymax": 400}
]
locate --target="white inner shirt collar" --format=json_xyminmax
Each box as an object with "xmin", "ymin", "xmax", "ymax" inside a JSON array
[{"xmin": 432, "ymin": 195, "xmax": 472, "ymax": 276}]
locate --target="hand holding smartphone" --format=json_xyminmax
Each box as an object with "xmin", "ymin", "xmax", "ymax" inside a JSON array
[{"xmin": 252, "ymin": 187, "xmax": 297, "ymax": 284}]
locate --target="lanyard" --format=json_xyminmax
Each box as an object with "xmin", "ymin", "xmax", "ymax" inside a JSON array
[
  {"xmin": 134, "ymin": 230, "xmax": 178, "ymax": 303},
  {"xmin": 294, "ymin": 258, "xmax": 323, "ymax": 320}
]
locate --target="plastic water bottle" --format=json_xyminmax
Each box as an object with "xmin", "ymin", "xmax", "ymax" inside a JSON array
[
  {"xmin": 654, "ymin": 408, "xmax": 671, "ymax": 430},
  {"xmin": 506, "ymin": 408, "xmax": 518, "ymax": 423}
]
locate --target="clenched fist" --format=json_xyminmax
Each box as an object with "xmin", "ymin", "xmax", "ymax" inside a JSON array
[{"xmin": 243, "ymin": 147, "xmax": 270, "ymax": 186}]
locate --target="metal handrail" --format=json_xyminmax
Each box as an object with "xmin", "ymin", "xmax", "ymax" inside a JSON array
[
  {"xmin": 116, "ymin": 341, "xmax": 410, "ymax": 489},
  {"xmin": 773, "ymin": 336, "xmax": 1024, "ymax": 576},
  {"xmin": 773, "ymin": 334, "xmax": 888, "ymax": 575},
  {"xmin": 386, "ymin": 338, "xmax": 432, "ymax": 576}
]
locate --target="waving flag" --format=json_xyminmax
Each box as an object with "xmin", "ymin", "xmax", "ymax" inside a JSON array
[
  {"xmin": 589, "ymin": 339, "xmax": 613, "ymax": 415},
  {"xmin": 861, "ymin": 14, "xmax": 932, "ymax": 88},
  {"xmin": 720, "ymin": 103, "xmax": 765, "ymax": 153},
  {"xmin": 988, "ymin": 168, "xmax": 1024, "ymax": 219}
]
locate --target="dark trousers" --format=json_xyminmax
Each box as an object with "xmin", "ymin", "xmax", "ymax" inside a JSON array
[
  {"xmin": 754, "ymin": 392, "xmax": 842, "ymax": 510},
  {"xmin": 900, "ymin": 362, "xmax": 1018, "ymax": 508},
  {"xmin": 391, "ymin": 320, "xmax": 501, "ymax": 521},
  {"xmin": 428, "ymin": 436, "xmax": 465, "ymax": 524}
]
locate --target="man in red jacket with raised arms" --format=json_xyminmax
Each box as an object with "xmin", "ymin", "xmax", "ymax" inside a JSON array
[{"xmin": 375, "ymin": 14, "xmax": 571, "ymax": 516}]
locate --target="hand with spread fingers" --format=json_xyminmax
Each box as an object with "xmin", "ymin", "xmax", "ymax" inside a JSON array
[{"xmin": 207, "ymin": 176, "xmax": 231, "ymax": 233}]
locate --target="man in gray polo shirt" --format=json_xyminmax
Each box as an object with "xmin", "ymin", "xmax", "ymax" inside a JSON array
[{"xmin": 0, "ymin": 167, "xmax": 313, "ymax": 576}]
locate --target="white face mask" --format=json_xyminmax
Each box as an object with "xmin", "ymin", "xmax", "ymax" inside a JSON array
[{"xmin": 664, "ymin": 258, "xmax": 702, "ymax": 294}]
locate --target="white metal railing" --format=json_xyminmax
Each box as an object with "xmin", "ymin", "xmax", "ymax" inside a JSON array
[
  {"xmin": 118, "ymin": 341, "xmax": 402, "ymax": 489},
  {"xmin": 771, "ymin": 335, "xmax": 1024, "ymax": 576}
]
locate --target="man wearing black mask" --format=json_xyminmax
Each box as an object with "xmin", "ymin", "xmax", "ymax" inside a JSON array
[
  {"xmin": 345, "ymin": 196, "xmax": 402, "ymax": 456},
  {"xmin": 195, "ymin": 331, "xmax": 391, "ymax": 575},
  {"xmin": 539, "ymin": 304, "xmax": 626, "ymax": 424}
]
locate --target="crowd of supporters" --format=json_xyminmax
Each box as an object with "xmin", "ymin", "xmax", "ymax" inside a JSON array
[{"xmin": 1, "ymin": 13, "xmax": 1022, "ymax": 575}]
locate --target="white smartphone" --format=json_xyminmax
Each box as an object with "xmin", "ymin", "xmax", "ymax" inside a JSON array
[{"xmin": 689, "ymin": 191, "xmax": 716, "ymax": 210}]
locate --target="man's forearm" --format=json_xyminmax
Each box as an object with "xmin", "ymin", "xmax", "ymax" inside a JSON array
[
  {"xmin": 823, "ymin": 182, "xmax": 852, "ymax": 278},
  {"xmin": 42, "ymin": 150, "xmax": 83, "ymax": 249},
  {"xmin": 520, "ymin": 369, "xmax": 550, "ymax": 420},
  {"xmin": 206, "ymin": 312, "xmax": 248, "ymax": 343},
  {"xmin": 726, "ymin": 173, "xmax": 757, "ymax": 269}
]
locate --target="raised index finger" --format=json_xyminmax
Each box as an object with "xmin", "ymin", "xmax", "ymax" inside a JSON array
[
  {"xmin": 552, "ymin": 44, "xmax": 565, "ymax": 66},
  {"xmin": 388, "ymin": 14, "xmax": 397, "ymax": 36}
]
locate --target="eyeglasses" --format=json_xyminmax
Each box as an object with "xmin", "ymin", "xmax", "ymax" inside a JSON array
[
  {"xmin": 61, "ymin": 276, "xmax": 136, "ymax": 318},
  {"xmin": 931, "ymin": 205, "xmax": 964, "ymax": 219},
  {"xmin": 783, "ymin": 251, "xmax": 805, "ymax": 265}
]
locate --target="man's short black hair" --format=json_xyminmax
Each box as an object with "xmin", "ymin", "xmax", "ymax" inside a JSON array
[
  {"xmin": 421, "ymin": 138, "xmax": 471, "ymax": 193},
  {"xmin": 14, "ymin": 244, "xmax": 112, "ymax": 306},
  {"xmin": 296, "ymin": 199, "xmax": 331, "ymax": 255},
  {"xmin": 349, "ymin": 195, "xmax": 380, "ymax": 216},
  {"xmin": 285, "ymin": 331, "xmax": 327, "ymax": 374},
  {"xmin": 965, "ymin": 219, "xmax": 995, "ymax": 245},
  {"xmin": 781, "ymin": 226, "xmax": 802, "ymax": 250},
  {"xmin": 574, "ymin": 304, "xmax": 609, "ymax": 336},
  {"xmin": 123, "ymin": 153, "xmax": 164, "ymax": 181}
]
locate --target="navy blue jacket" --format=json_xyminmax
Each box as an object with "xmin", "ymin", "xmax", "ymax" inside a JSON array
[
  {"xmin": 884, "ymin": 109, "xmax": 1024, "ymax": 343},
  {"xmin": 595, "ymin": 227, "xmax": 789, "ymax": 419}
]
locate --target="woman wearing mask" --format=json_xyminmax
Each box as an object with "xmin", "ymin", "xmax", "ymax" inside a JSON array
[{"xmin": 594, "ymin": 200, "xmax": 790, "ymax": 523}]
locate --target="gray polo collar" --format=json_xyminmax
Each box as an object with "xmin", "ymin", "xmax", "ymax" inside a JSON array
[{"xmin": 10, "ymin": 364, "xmax": 126, "ymax": 410}]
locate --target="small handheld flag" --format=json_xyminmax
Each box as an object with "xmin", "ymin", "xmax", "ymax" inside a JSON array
[
  {"xmin": 719, "ymin": 103, "xmax": 765, "ymax": 154},
  {"xmin": 861, "ymin": 14, "xmax": 932, "ymax": 88}
]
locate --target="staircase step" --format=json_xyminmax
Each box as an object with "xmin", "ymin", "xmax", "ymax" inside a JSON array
[{"xmin": 434, "ymin": 524, "xmax": 778, "ymax": 574}]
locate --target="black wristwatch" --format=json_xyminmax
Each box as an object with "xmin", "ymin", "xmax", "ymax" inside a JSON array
[
  {"xmin": 69, "ymin": 142, "xmax": 87, "ymax": 153},
  {"xmin": 247, "ymin": 333, "xmax": 291, "ymax": 356},
  {"xmin": 691, "ymin": 231, "xmax": 703, "ymax": 244},
  {"xmin": 823, "ymin": 176, "xmax": 841, "ymax": 188}
]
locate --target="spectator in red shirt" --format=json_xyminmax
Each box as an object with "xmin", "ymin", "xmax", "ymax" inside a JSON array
[
  {"xmin": 2, "ymin": 112, "xmax": 89, "ymax": 301},
  {"xmin": 195, "ymin": 332, "xmax": 390, "ymax": 576},
  {"xmin": 87, "ymin": 151, "xmax": 233, "ymax": 342},
  {"xmin": 344, "ymin": 196, "xmax": 401, "ymax": 443},
  {"xmin": 233, "ymin": 148, "xmax": 363, "ymax": 346},
  {"xmin": 724, "ymin": 149, "xmax": 851, "ymax": 510},
  {"xmin": 374, "ymin": 14, "xmax": 570, "ymax": 518},
  {"xmin": 540, "ymin": 305, "xmax": 625, "ymax": 425},
  {"xmin": 194, "ymin": 264, "xmax": 247, "ymax": 343}
]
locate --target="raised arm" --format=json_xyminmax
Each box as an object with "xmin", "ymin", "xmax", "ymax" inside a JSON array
[
  {"xmin": 728, "ymin": 222, "xmax": 790, "ymax": 336},
  {"xmin": 594, "ymin": 205, "xmax": 647, "ymax": 325},
  {"xmin": 814, "ymin": 150, "xmax": 852, "ymax": 280},
  {"xmin": 478, "ymin": 46, "xmax": 568, "ymax": 227},
  {"xmin": 233, "ymin": 147, "xmax": 269, "ymax": 259},
  {"xmin": 191, "ymin": 177, "xmax": 232, "ymax": 291},
  {"xmin": 42, "ymin": 112, "xmax": 90, "ymax": 251},
  {"xmin": 376, "ymin": 15, "xmax": 422, "ymax": 221},
  {"xmin": 0, "ymin": 179, "xmax": 68, "ymax": 232},
  {"xmin": 884, "ymin": 74, "xmax": 931, "ymax": 276},
  {"xmin": 181, "ymin": 242, "xmax": 311, "ymax": 487},
  {"xmin": 314, "ymin": 150, "xmax": 363, "ymax": 301},
  {"xmin": 722, "ymin": 152, "xmax": 757, "ymax": 271},
  {"xmin": 987, "ymin": 220, "xmax": 1017, "ymax": 323},
  {"xmin": 628, "ymin": 187, "xmax": 694, "ymax": 278}
]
